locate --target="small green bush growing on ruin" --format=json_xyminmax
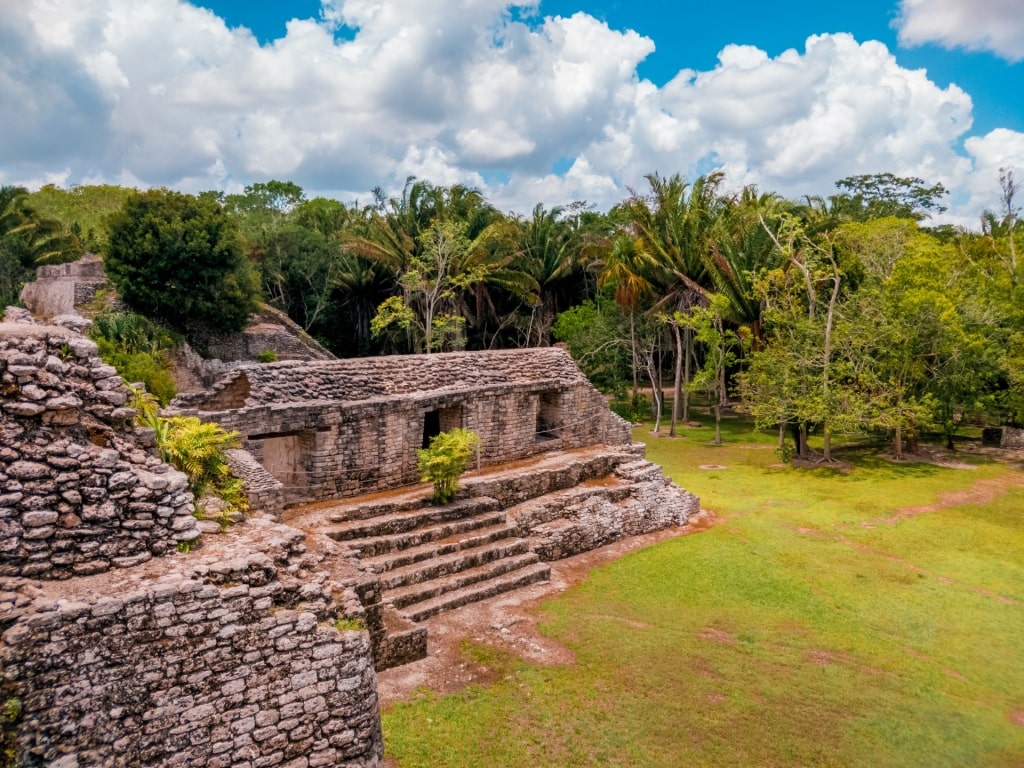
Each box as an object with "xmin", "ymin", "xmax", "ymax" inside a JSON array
[
  {"xmin": 91, "ymin": 311, "xmax": 181, "ymax": 404},
  {"xmin": 334, "ymin": 616, "xmax": 366, "ymax": 632},
  {"xmin": 417, "ymin": 428, "xmax": 480, "ymax": 505},
  {"xmin": 257, "ymin": 349, "xmax": 278, "ymax": 363}
]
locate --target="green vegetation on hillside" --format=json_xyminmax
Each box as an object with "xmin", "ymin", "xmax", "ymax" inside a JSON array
[
  {"xmin": 383, "ymin": 421, "xmax": 1024, "ymax": 767},
  {"xmin": 0, "ymin": 185, "xmax": 80, "ymax": 307}
]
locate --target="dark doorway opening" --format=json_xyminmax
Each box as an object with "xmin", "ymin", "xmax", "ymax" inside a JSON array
[
  {"xmin": 536, "ymin": 392, "xmax": 562, "ymax": 441},
  {"xmin": 422, "ymin": 410, "xmax": 442, "ymax": 448}
]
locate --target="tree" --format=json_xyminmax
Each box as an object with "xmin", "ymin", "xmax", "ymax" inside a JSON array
[
  {"xmin": 105, "ymin": 189, "xmax": 261, "ymax": 343},
  {"xmin": 831, "ymin": 173, "xmax": 948, "ymax": 222},
  {"xmin": 683, "ymin": 294, "xmax": 750, "ymax": 445},
  {"xmin": 745, "ymin": 213, "xmax": 858, "ymax": 461},
  {"xmin": 616, "ymin": 172, "xmax": 725, "ymax": 433}
]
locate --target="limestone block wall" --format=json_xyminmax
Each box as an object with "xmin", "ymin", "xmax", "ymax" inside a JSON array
[
  {"xmin": 224, "ymin": 448, "xmax": 285, "ymax": 520},
  {"xmin": 0, "ymin": 324, "xmax": 200, "ymax": 579},
  {"xmin": 169, "ymin": 348, "xmax": 633, "ymax": 503},
  {"xmin": 19, "ymin": 254, "xmax": 108, "ymax": 318},
  {"xmin": 512, "ymin": 459, "xmax": 701, "ymax": 560},
  {"xmin": 0, "ymin": 534, "xmax": 383, "ymax": 768}
]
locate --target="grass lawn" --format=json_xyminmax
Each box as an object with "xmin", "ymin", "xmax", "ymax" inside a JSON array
[{"xmin": 383, "ymin": 419, "xmax": 1024, "ymax": 767}]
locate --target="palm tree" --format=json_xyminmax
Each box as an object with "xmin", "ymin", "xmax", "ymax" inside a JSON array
[
  {"xmin": 0, "ymin": 185, "xmax": 78, "ymax": 306},
  {"xmin": 619, "ymin": 172, "xmax": 726, "ymax": 434}
]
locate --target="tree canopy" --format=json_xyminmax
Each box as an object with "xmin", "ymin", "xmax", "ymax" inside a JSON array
[
  {"xmin": 35, "ymin": 166, "xmax": 1024, "ymax": 457},
  {"xmin": 104, "ymin": 189, "xmax": 260, "ymax": 343}
]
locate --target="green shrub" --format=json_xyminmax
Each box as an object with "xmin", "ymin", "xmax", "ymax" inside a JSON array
[
  {"xmin": 91, "ymin": 312, "xmax": 180, "ymax": 404},
  {"xmin": 257, "ymin": 349, "xmax": 278, "ymax": 363},
  {"xmin": 417, "ymin": 428, "xmax": 480, "ymax": 504},
  {"xmin": 131, "ymin": 388, "xmax": 248, "ymax": 522}
]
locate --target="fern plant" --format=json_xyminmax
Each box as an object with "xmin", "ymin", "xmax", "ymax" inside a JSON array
[{"xmin": 131, "ymin": 387, "xmax": 248, "ymax": 524}]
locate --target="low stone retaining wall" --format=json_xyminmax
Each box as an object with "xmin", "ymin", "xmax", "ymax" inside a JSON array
[
  {"xmin": 511, "ymin": 459, "xmax": 699, "ymax": 560},
  {"xmin": 0, "ymin": 532, "xmax": 383, "ymax": 768}
]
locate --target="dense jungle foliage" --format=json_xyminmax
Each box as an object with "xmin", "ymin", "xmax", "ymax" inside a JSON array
[{"xmin": 8, "ymin": 168, "xmax": 1023, "ymax": 455}]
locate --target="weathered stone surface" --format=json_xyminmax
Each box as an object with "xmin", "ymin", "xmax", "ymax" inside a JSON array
[
  {"xmin": 0, "ymin": 325, "xmax": 199, "ymax": 577},
  {"xmin": 0, "ymin": 519, "xmax": 385, "ymax": 768},
  {"xmin": 3, "ymin": 401, "xmax": 46, "ymax": 417},
  {"xmin": 169, "ymin": 348, "xmax": 633, "ymax": 506}
]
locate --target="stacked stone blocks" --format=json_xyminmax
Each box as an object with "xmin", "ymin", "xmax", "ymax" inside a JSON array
[{"xmin": 0, "ymin": 324, "xmax": 200, "ymax": 579}]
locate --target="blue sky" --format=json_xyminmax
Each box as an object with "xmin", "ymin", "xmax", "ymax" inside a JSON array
[{"xmin": 3, "ymin": 0, "xmax": 1024, "ymax": 225}]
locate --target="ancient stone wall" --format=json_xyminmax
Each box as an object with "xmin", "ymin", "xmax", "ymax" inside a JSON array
[
  {"xmin": 512, "ymin": 459, "xmax": 700, "ymax": 560},
  {"xmin": 0, "ymin": 523, "xmax": 383, "ymax": 768},
  {"xmin": 169, "ymin": 349, "xmax": 632, "ymax": 503},
  {"xmin": 19, "ymin": 254, "xmax": 108, "ymax": 318},
  {"xmin": 0, "ymin": 324, "xmax": 200, "ymax": 579}
]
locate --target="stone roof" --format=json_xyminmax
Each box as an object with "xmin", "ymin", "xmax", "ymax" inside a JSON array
[{"xmin": 170, "ymin": 347, "xmax": 590, "ymax": 410}]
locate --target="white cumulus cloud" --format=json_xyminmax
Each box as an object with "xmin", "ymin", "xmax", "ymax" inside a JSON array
[
  {"xmin": 0, "ymin": 0, "xmax": 1021, "ymax": 225},
  {"xmin": 896, "ymin": 0, "xmax": 1024, "ymax": 61}
]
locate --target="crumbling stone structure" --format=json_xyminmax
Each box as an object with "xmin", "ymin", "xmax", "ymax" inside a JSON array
[
  {"xmin": 0, "ymin": 323, "xmax": 200, "ymax": 577},
  {"xmin": 19, "ymin": 254, "xmax": 108, "ymax": 318},
  {"xmin": 0, "ymin": 321, "xmax": 384, "ymax": 767},
  {"xmin": 169, "ymin": 348, "xmax": 633, "ymax": 506},
  {"xmin": 0, "ymin": 310, "xmax": 699, "ymax": 764}
]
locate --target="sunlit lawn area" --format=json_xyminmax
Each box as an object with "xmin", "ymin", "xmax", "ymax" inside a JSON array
[{"xmin": 383, "ymin": 418, "xmax": 1024, "ymax": 767}]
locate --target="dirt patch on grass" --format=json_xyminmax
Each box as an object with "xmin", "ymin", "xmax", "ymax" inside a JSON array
[
  {"xmin": 1009, "ymin": 710, "xmax": 1024, "ymax": 728},
  {"xmin": 790, "ymin": 457, "xmax": 854, "ymax": 472},
  {"xmin": 863, "ymin": 472, "xmax": 1024, "ymax": 527},
  {"xmin": 698, "ymin": 627, "xmax": 737, "ymax": 646},
  {"xmin": 376, "ymin": 510, "xmax": 717, "ymax": 706}
]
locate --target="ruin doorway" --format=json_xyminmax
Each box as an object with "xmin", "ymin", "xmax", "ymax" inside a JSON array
[
  {"xmin": 536, "ymin": 391, "xmax": 563, "ymax": 441},
  {"xmin": 422, "ymin": 405, "xmax": 463, "ymax": 448},
  {"xmin": 252, "ymin": 430, "xmax": 317, "ymax": 503}
]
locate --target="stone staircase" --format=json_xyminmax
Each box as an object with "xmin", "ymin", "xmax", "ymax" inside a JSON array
[
  {"xmin": 321, "ymin": 495, "xmax": 550, "ymax": 622},
  {"xmin": 283, "ymin": 447, "xmax": 642, "ymax": 626},
  {"xmin": 281, "ymin": 444, "xmax": 696, "ymax": 669}
]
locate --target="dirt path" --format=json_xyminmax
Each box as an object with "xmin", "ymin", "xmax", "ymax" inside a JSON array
[
  {"xmin": 376, "ymin": 508, "xmax": 717, "ymax": 707},
  {"xmin": 860, "ymin": 471, "xmax": 1024, "ymax": 528}
]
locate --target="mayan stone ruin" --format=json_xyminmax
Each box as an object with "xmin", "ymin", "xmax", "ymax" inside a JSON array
[{"xmin": 0, "ymin": 308, "xmax": 698, "ymax": 767}]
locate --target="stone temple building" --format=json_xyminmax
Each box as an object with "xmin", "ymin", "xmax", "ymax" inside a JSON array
[{"xmin": 168, "ymin": 347, "xmax": 635, "ymax": 507}]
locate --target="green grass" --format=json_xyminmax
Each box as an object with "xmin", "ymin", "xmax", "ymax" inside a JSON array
[{"xmin": 383, "ymin": 419, "xmax": 1024, "ymax": 767}]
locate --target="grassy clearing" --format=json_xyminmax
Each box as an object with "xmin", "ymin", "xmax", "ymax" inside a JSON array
[{"xmin": 383, "ymin": 418, "xmax": 1024, "ymax": 767}]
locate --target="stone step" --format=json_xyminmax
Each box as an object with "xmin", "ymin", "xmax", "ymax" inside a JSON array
[
  {"xmin": 399, "ymin": 560, "xmax": 551, "ymax": 622},
  {"xmin": 378, "ymin": 538, "xmax": 531, "ymax": 591},
  {"xmin": 503, "ymin": 480, "xmax": 633, "ymax": 535},
  {"xmin": 614, "ymin": 459, "xmax": 663, "ymax": 482},
  {"xmin": 322, "ymin": 497, "xmax": 500, "ymax": 542},
  {"xmin": 358, "ymin": 519, "xmax": 517, "ymax": 569},
  {"xmin": 460, "ymin": 450, "xmax": 634, "ymax": 509},
  {"xmin": 325, "ymin": 492, "xmax": 435, "ymax": 524},
  {"xmin": 389, "ymin": 552, "xmax": 545, "ymax": 611}
]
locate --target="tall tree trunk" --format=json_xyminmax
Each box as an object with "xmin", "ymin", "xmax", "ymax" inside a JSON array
[
  {"xmin": 630, "ymin": 312, "xmax": 638, "ymax": 400},
  {"xmin": 682, "ymin": 326, "xmax": 692, "ymax": 421},
  {"xmin": 713, "ymin": 402, "xmax": 722, "ymax": 445},
  {"xmin": 670, "ymin": 322, "xmax": 683, "ymax": 437},
  {"xmin": 823, "ymin": 420, "xmax": 831, "ymax": 462}
]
